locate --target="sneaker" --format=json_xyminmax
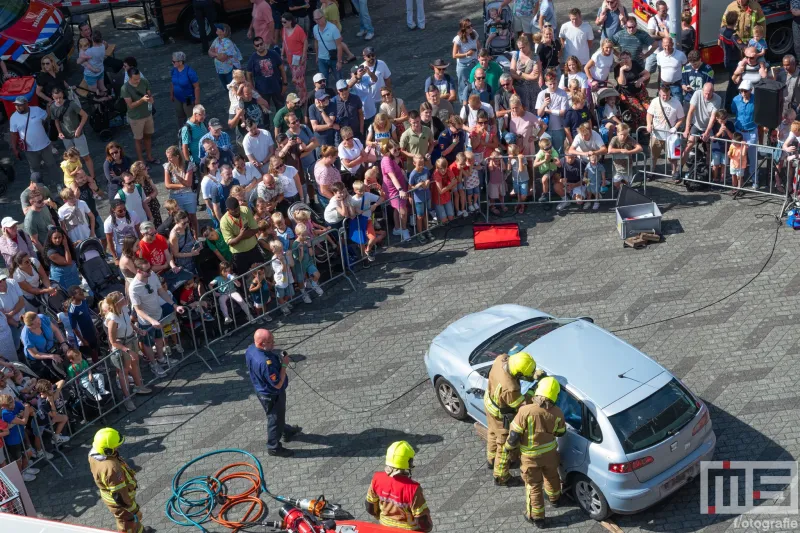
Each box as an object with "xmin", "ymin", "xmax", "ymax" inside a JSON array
[
  {"xmin": 25, "ymin": 467, "xmax": 40, "ymax": 475},
  {"xmin": 538, "ymin": 195, "xmax": 548, "ymax": 202},
  {"xmin": 53, "ymin": 434, "xmax": 70, "ymax": 444},
  {"xmin": 261, "ymin": 313, "xmax": 273, "ymax": 322},
  {"xmin": 203, "ymin": 312, "xmax": 215, "ymax": 322},
  {"xmin": 32, "ymin": 449, "xmax": 54, "ymax": 460},
  {"xmin": 356, "ymin": 29, "xmax": 366, "ymax": 37},
  {"xmin": 224, "ymin": 317, "xmax": 233, "ymax": 324},
  {"xmin": 267, "ymin": 445, "xmax": 294, "ymax": 457},
  {"xmin": 417, "ymin": 234, "xmax": 427, "ymax": 244},
  {"xmin": 365, "ymin": 249, "xmax": 376, "ymax": 262},
  {"xmin": 22, "ymin": 472, "xmax": 36, "ymax": 482},
  {"xmin": 150, "ymin": 362, "xmax": 167, "ymax": 377},
  {"xmin": 583, "ymin": 202, "xmax": 591, "ymax": 210},
  {"xmin": 281, "ymin": 306, "xmax": 291, "ymax": 316},
  {"xmin": 556, "ymin": 200, "xmax": 569, "ymax": 211},
  {"xmin": 312, "ymin": 283, "xmax": 323, "ymax": 296},
  {"xmin": 124, "ymin": 399, "xmax": 136, "ymax": 412},
  {"xmin": 364, "ymin": 32, "xmax": 374, "ymax": 40},
  {"xmin": 282, "ymin": 425, "xmax": 302, "ymax": 441},
  {"xmin": 426, "ymin": 233, "xmax": 436, "ymax": 242},
  {"xmin": 301, "ymin": 291, "xmax": 312, "ymax": 304},
  {"xmin": 401, "ymin": 229, "xmax": 411, "ymax": 241},
  {"xmin": 460, "ymin": 210, "xmax": 469, "ymax": 218},
  {"xmin": 592, "ymin": 201, "xmax": 600, "ymax": 210},
  {"xmin": 467, "ymin": 204, "xmax": 476, "ymax": 213},
  {"xmin": 473, "ymin": 202, "xmax": 480, "ymax": 211},
  {"xmin": 157, "ymin": 357, "xmax": 176, "ymax": 367},
  {"xmin": 174, "ymin": 344, "xmax": 184, "ymax": 355},
  {"xmin": 392, "ymin": 227, "xmax": 402, "ymax": 236},
  {"xmin": 133, "ymin": 385, "xmax": 152, "ymax": 395},
  {"xmin": 408, "ymin": 24, "xmax": 417, "ymax": 30},
  {"xmin": 94, "ymin": 393, "xmax": 103, "ymax": 401},
  {"xmin": 287, "ymin": 302, "xmax": 294, "ymax": 311}
]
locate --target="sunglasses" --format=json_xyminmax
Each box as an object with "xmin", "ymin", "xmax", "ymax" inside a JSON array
[
  {"xmin": 144, "ymin": 283, "xmax": 153, "ymax": 294},
  {"xmin": 475, "ymin": 76, "xmax": 486, "ymax": 80}
]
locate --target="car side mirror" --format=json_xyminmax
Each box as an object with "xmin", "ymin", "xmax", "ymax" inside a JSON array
[{"xmin": 578, "ymin": 316, "xmax": 594, "ymax": 323}]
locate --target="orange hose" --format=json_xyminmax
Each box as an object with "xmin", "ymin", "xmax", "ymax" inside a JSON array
[{"xmin": 207, "ymin": 462, "xmax": 267, "ymax": 532}]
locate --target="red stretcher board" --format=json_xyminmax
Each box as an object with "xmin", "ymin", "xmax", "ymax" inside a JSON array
[{"xmin": 473, "ymin": 222, "xmax": 521, "ymax": 250}]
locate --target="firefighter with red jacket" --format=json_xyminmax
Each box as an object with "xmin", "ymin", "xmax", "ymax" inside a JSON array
[
  {"xmin": 484, "ymin": 349, "xmax": 543, "ymax": 486},
  {"xmin": 366, "ymin": 441, "xmax": 433, "ymax": 532},
  {"xmin": 495, "ymin": 377, "xmax": 566, "ymax": 528}
]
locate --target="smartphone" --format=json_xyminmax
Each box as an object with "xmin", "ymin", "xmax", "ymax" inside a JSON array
[{"xmin": 544, "ymin": 93, "xmax": 550, "ymax": 99}]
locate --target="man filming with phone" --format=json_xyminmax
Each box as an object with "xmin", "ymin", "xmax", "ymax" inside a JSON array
[{"xmin": 245, "ymin": 328, "xmax": 302, "ymax": 457}]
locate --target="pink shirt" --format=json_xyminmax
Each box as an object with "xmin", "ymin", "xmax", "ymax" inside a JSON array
[
  {"xmin": 314, "ymin": 160, "xmax": 342, "ymax": 186},
  {"xmin": 510, "ymin": 112, "xmax": 542, "ymax": 156},
  {"xmin": 282, "ymin": 26, "xmax": 307, "ymax": 61},
  {"xmin": 252, "ymin": 0, "xmax": 274, "ymax": 44},
  {"xmin": 381, "ymin": 156, "xmax": 408, "ymax": 197}
]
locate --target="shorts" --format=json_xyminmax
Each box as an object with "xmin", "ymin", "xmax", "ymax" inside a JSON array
[
  {"xmin": 414, "ymin": 200, "xmax": 430, "ymax": 216},
  {"xmin": 84, "ymin": 71, "xmax": 103, "ymax": 86},
  {"xmin": 138, "ymin": 323, "xmax": 164, "ymax": 344},
  {"xmin": 129, "ymin": 115, "xmax": 155, "ymax": 140},
  {"xmin": 570, "ymin": 185, "xmax": 587, "ymax": 198},
  {"xmin": 466, "ymin": 186, "xmax": 480, "ymax": 196},
  {"xmin": 434, "ymin": 201, "xmax": 455, "ymax": 219},
  {"xmin": 5, "ymin": 442, "xmax": 23, "ymax": 463},
  {"xmin": 63, "ymin": 134, "xmax": 90, "ymax": 157},
  {"xmin": 613, "ymin": 173, "xmax": 632, "ymax": 184},
  {"xmin": 110, "ymin": 336, "xmax": 137, "ymax": 369},
  {"xmin": 731, "ymin": 167, "xmax": 745, "ymax": 177},
  {"xmin": 512, "ymin": 16, "xmax": 533, "ymax": 34},
  {"xmin": 650, "ymin": 137, "xmax": 666, "ymax": 161},
  {"xmin": 276, "ymin": 284, "xmax": 295, "ymax": 299},
  {"xmin": 305, "ymin": 263, "xmax": 319, "ymax": 277},
  {"xmin": 488, "ymin": 181, "xmax": 506, "ymax": 200},
  {"xmin": 513, "ymin": 180, "xmax": 529, "ymax": 197},
  {"xmin": 711, "ymin": 152, "xmax": 727, "ymax": 166},
  {"xmin": 170, "ymin": 190, "xmax": 198, "ymax": 215},
  {"xmin": 456, "ymin": 181, "xmax": 465, "ymax": 191}
]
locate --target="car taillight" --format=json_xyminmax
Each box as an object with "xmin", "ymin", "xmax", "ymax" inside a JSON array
[
  {"xmin": 693, "ymin": 410, "xmax": 709, "ymax": 436},
  {"xmin": 608, "ymin": 456, "xmax": 654, "ymax": 473}
]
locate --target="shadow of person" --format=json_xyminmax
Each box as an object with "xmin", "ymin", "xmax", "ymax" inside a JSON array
[{"xmin": 288, "ymin": 428, "xmax": 444, "ymax": 459}]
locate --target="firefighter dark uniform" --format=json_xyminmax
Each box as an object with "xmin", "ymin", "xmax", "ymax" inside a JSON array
[
  {"xmin": 366, "ymin": 441, "xmax": 433, "ymax": 532},
  {"xmin": 88, "ymin": 428, "xmax": 153, "ymax": 533},
  {"xmin": 496, "ymin": 377, "xmax": 566, "ymax": 528},
  {"xmin": 484, "ymin": 351, "xmax": 536, "ymax": 482},
  {"xmin": 721, "ymin": 0, "xmax": 766, "ymax": 42}
]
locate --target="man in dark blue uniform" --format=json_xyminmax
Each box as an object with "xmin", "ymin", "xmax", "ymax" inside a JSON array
[{"xmin": 245, "ymin": 329, "xmax": 301, "ymax": 457}]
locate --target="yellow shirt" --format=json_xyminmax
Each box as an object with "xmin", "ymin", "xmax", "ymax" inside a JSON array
[
  {"xmin": 219, "ymin": 206, "xmax": 258, "ymax": 254},
  {"xmin": 61, "ymin": 159, "xmax": 82, "ymax": 189}
]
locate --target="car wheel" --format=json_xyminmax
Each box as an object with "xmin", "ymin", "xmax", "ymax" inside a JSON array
[
  {"xmin": 434, "ymin": 377, "xmax": 467, "ymax": 420},
  {"xmin": 573, "ymin": 474, "xmax": 610, "ymax": 521}
]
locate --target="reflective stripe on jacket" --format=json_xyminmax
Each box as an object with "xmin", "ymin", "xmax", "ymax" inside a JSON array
[
  {"xmin": 504, "ymin": 402, "xmax": 567, "ymax": 457},
  {"xmin": 366, "ymin": 471, "xmax": 430, "ymax": 531},
  {"xmin": 483, "ymin": 355, "xmax": 525, "ymax": 419}
]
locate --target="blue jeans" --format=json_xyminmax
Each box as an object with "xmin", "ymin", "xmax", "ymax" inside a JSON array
[
  {"xmin": 218, "ymin": 71, "xmax": 233, "ymax": 88},
  {"xmin": 668, "ymin": 83, "xmax": 682, "ymax": 101},
  {"xmin": 549, "ymin": 128, "xmax": 567, "ymax": 156},
  {"xmin": 317, "ymin": 57, "xmax": 341, "ymax": 86},
  {"xmin": 357, "ymin": 0, "xmax": 374, "ymax": 33},
  {"xmin": 456, "ymin": 60, "xmax": 476, "ymax": 95}
]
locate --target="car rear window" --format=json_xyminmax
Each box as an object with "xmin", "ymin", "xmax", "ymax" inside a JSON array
[
  {"xmin": 469, "ymin": 317, "xmax": 572, "ymax": 366},
  {"xmin": 608, "ymin": 379, "xmax": 699, "ymax": 454}
]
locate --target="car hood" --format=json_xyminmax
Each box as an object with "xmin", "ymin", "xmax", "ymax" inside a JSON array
[
  {"xmin": 0, "ymin": 1, "xmax": 62, "ymax": 45},
  {"xmin": 432, "ymin": 304, "xmax": 551, "ymax": 362}
]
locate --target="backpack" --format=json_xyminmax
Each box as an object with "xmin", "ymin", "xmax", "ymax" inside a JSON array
[{"xmin": 117, "ymin": 184, "xmax": 145, "ymax": 203}]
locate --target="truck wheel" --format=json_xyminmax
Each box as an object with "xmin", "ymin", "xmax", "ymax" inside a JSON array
[
  {"xmin": 0, "ymin": 158, "xmax": 15, "ymax": 182},
  {"xmin": 0, "ymin": 168, "xmax": 8, "ymax": 197},
  {"xmin": 768, "ymin": 23, "xmax": 793, "ymax": 61},
  {"xmin": 182, "ymin": 11, "xmax": 214, "ymax": 42}
]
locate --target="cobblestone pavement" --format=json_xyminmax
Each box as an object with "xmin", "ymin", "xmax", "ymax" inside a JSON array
[{"xmin": 2, "ymin": 1, "xmax": 798, "ymax": 533}]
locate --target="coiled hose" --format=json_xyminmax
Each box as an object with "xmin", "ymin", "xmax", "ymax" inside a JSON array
[{"xmin": 165, "ymin": 448, "xmax": 277, "ymax": 532}]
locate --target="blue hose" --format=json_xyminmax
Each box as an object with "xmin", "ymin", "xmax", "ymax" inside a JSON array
[{"xmin": 165, "ymin": 448, "xmax": 269, "ymax": 531}]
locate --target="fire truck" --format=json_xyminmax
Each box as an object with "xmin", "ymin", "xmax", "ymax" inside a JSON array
[
  {"xmin": 0, "ymin": 1, "xmax": 74, "ymax": 76},
  {"xmin": 632, "ymin": 0, "xmax": 794, "ymax": 65}
]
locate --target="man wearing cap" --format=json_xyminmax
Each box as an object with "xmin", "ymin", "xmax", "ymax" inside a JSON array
[
  {"xmin": 425, "ymin": 85, "xmax": 454, "ymax": 124},
  {"xmin": 312, "ymin": 10, "xmax": 344, "ymax": 86},
  {"xmin": 361, "ymin": 47, "xmax": 391, "ymax": 105},
  {"xmin": 308, "ymin": 90, "xmax": 339, "ymax": 147},
  {"xmin": 0, "ymin": 218, "xmax": 36, "ymax": 268},
  {"xmin": 247, "ymin": 36, "xmax": 287, "ymax": 112},
  {"xmin": 312, "ymin": 72, "xmax": 336, "ymax": 100},
  {"xmin": 9, "ymin": 96, "xmax": 58, "ymax": 183},
  {"xmin": 732, "ymin": 79, "xmax": 759, "ymax": 188},
  {"xmin": 273, "ymin": 93, "xmax": 305, "ymax": 137},
  {"xmin": 345, "ymin": 65, "xmax": 376, "ymax": 136},
  {"xmin": 333, "ymin": 79, "xmax": 364, "ymax": 142},
  {"xmin": 20, "ymin": 173, "xmax": 56, "ymax": 216},
  {"xmin": 181, "ymin": 104, "xmax": 207, "ymax": 167},
  {"xmin": 199, "ymin": 118, "xmax": 234, "ymax": 164},
  {"xmin": 425, "ymin": 59, "xmax": 458, "ymax": 103},
  {"xmin": 0, "ymin": 274, "xmax": 27, "ymax": 354},
  {"xmin": 219, "ymin": 197, "xmax": 262, "ymax": 275}
]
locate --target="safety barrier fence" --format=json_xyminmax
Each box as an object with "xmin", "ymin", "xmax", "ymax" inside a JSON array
[
  {"xmin": 478, "ymin": 151, "xmax": 649, "ymax": 222},
  {"xmin": 635, "ymin": 126, "xmax": 794, "ymax": 202}
]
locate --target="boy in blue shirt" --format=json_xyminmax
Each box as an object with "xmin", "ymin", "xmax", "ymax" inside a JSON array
[
  {"xmin": 67, "ymin": 285, "xmax": 99, "ymax": 364},
  {"xmin": 407, "ymin": 155, "xmax": 432, "ymax": 243},
  {"xmin": 0, "ymin": 394, "xmax": 36, "ymax": 481},
  {"xmin": 748, "ymin": 25, "xmax": 767, "ymax": 59}
]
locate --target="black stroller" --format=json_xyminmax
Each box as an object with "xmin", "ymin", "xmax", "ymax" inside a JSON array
[
  {"xmin": 73, "ymin": 84, "xmax": 124, "ymax": 142},
  {"xmin": 77, "ymin": 238, "xmax": 125, "ymax": 300}
]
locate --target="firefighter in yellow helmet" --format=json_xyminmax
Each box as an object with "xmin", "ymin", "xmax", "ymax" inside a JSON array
[
  {"xmin": 88, "ymin": 428, "xmax": 154, "ymax": 533},
  {"xmin": 366, "ymin": 441, "xmax": 433, "ymax": 532},
  {"xmin": 495, "ymin": 377, "xmax": 566, "ymax": 528},
  {"xmin": 484, "ymin": 349, "xmax": 544, "ymax": 486}
]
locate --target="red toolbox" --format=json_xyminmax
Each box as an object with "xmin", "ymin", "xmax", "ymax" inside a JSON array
[{"xmin": 0, "ymin": 77, "xmax": 39, "ymax": 117}]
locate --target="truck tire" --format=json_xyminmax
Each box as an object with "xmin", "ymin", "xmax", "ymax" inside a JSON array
[
  {"xmin": 0, "ymin": 158, "xmax": 15, "ymax": 183},
  {"xmin": 768, "ymin": 23, "xmax": 793, "ymax": 62},
  {"xmin": 0, "ymin": 167, "xmax": 8, "ymax": 196},
  {"xmin": 182, "ymin": 9, "xmax": 215, "ymax": 42}
]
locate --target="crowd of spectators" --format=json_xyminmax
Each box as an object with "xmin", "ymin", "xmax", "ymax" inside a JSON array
[{"xmin": 0, "ymin": 0, "xmax": 795, "ymax": 484}]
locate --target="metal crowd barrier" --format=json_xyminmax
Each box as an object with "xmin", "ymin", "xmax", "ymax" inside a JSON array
[
  {"xmin": 196, "ymin": 225, "xmax": 354, "ymax": 363},
  {"xmin": 479, "ymin": 152, "xmax": 649, "ymax": 222},
  {"xmin": 636, "ymin": 126, "xmax": 792, "ymax": 201}
]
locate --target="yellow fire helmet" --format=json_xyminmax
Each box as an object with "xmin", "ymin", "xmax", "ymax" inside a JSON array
[
  {"xmin": 93, "ymin": 427, "xmax": 125, "ymax": 454},
  {"xmin": 508, "ymin": 351, "xmax": 536, "ymax": 380},
  {"xmin": 535, "ymin": 376, "xmax": 561, "ymax": 403},
  {"xmin": 386, "ymin": 441, "xmax": 416, "ymax": 470}
]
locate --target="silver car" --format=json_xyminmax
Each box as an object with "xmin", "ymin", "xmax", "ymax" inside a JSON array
[{"xmin": 423, "ymin": 304, "xmax": 716, "ymax": 520}]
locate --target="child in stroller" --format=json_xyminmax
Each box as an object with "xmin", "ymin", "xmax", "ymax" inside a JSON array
[
  {"xmin": 77, "ymin": 238, "xmax": 125, "ymax": 300},
  {"xmin": 73, "ymin": 81, "xmax": 123, "ymax": 143},
  {"xmin": 485, "ymin": 6, "xmax": 512, "ymax": 53}
]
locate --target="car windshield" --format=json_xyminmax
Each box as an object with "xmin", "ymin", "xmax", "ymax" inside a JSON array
[
  {"xmin": 0, "ymin": 3, "xmax": 27, "ymax": 33},
  {"xmin": 609, "ymin": 379, "xmax": 698, "ymax": 454},
  {"xmin": 469, "ymin": 317, "xmax": 572, "ymax": 366}
]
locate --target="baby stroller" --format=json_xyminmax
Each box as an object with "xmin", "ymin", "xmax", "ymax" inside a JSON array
[
  {"xmin": 44, "ymin": 282, "xmax": 109, "ymax": 348},
  {"xmin": 288, "ymin": 201, "xmax": 340, "ymax": 264},
  {"xmin": 618, "ymin": 85, "xmax": 650, "ymax": 133},
  {"xmin": 73, "ymin": 84, "xmax": 124, "ymax": 143},
  {"xmin": 64, "ymin": 374, "xmax": 115, "ymax": 425},
  {"xmin": 483, "ymin": 0, "xmax": 513, "ymax": 56},
  {"xmin": 77, "ymin": 238, "xmax": 125, "ymax": 300},
  {"xmin": 683, "ymin": 141, "xmax": 712, "ymax": 192}
]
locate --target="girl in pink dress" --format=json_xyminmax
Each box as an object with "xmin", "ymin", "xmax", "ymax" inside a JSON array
[{"xmin": 380, "ymin": 140, "xmax": 410, "ymax": 242}]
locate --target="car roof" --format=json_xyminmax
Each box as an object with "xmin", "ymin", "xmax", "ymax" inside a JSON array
[
  {"xmin": 529, "ymin": 319, "xmax": 666, "ymax": 409},
  {"xmin": 432, "ymin": 304, "xmax": 551, "ymax": 360}
]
